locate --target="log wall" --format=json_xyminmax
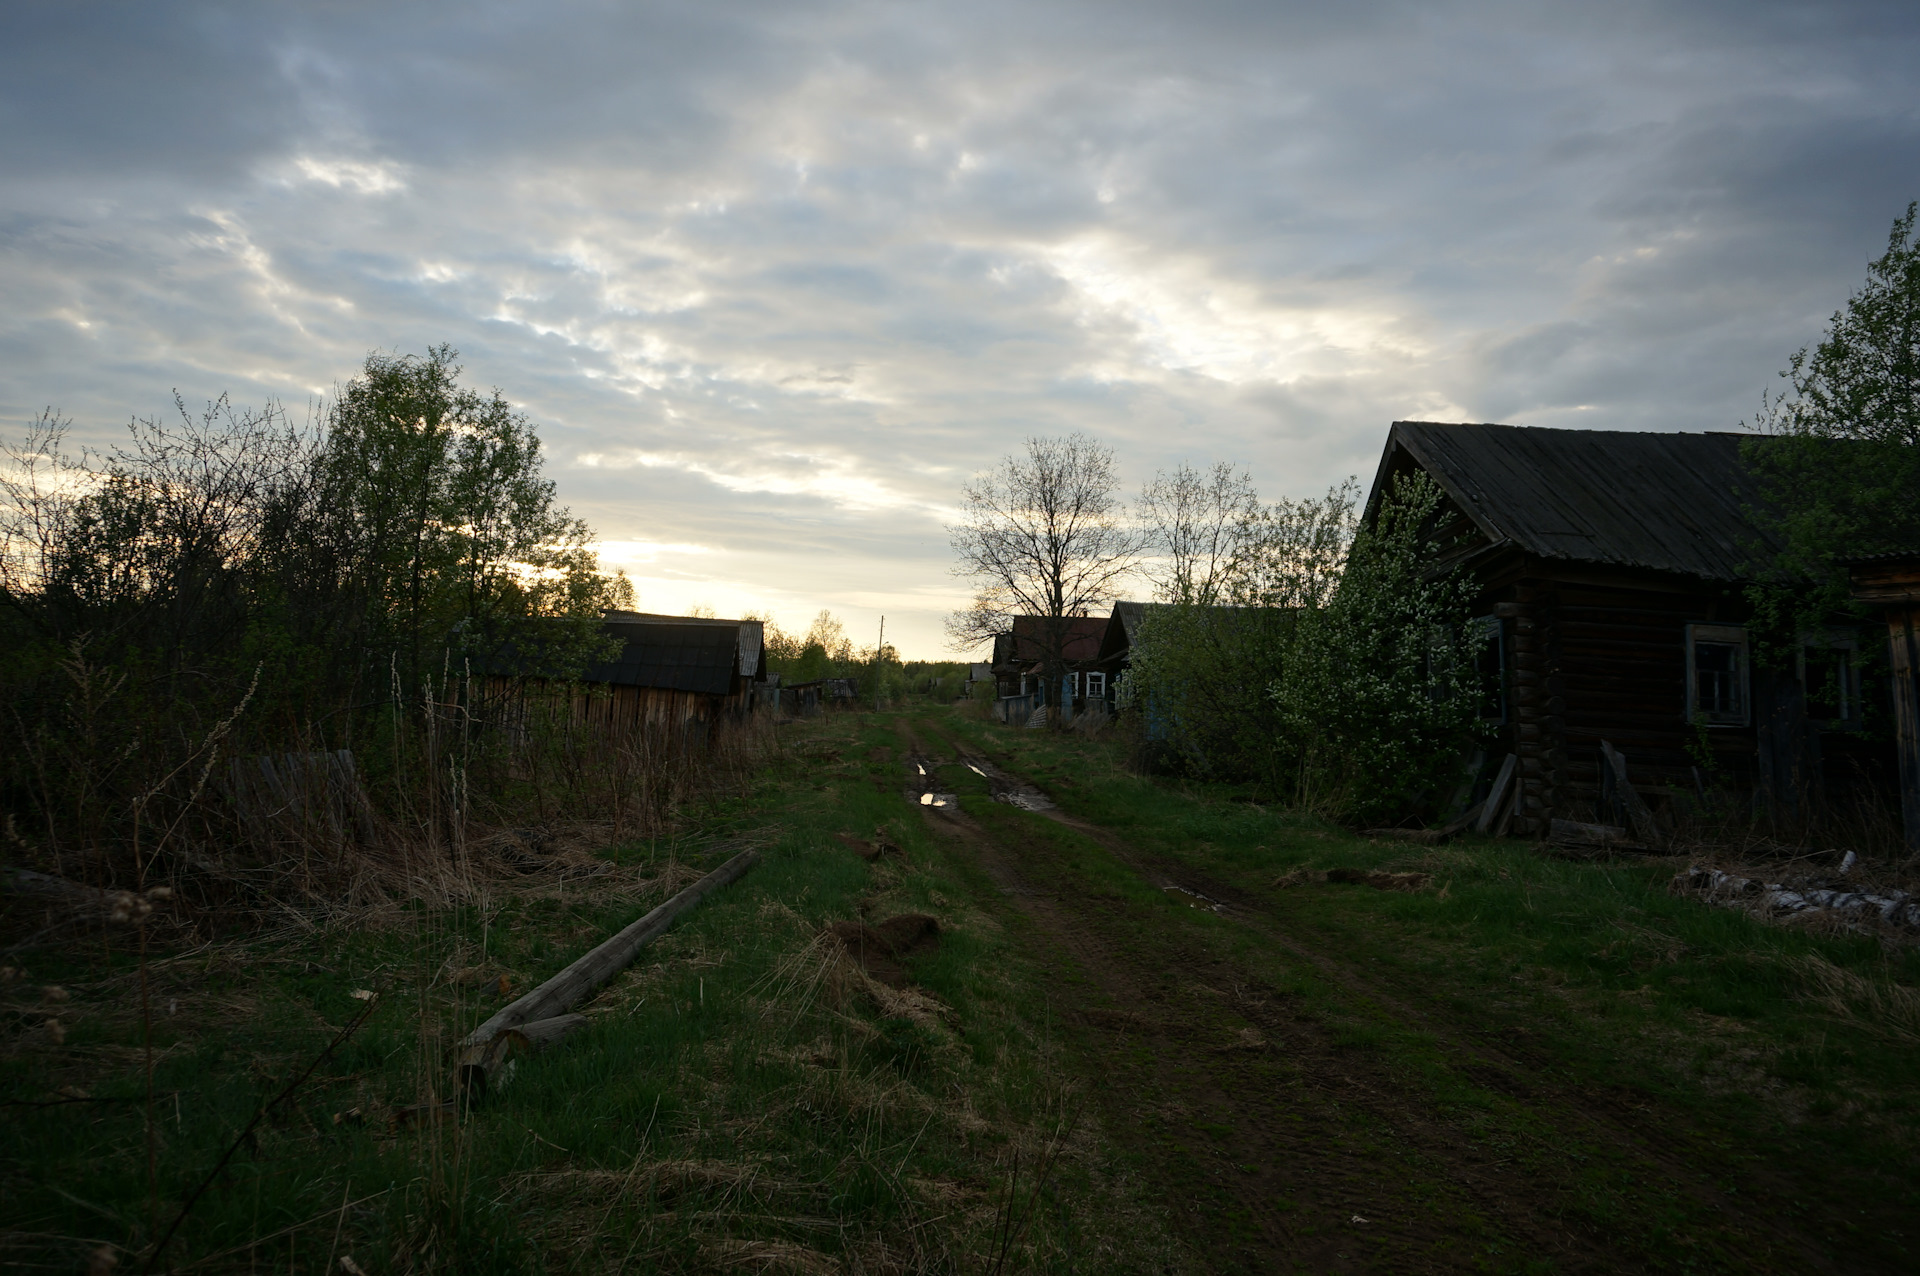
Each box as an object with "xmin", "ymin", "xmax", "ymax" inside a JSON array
[{"xmin": 1479, "ymin": 557, "xmax": 1757, "ymax": 834}]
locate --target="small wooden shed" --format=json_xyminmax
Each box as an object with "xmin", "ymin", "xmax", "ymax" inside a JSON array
[
  {"xmin": 1368, "ymin": 421, "xmax": 1887, "ymax": 837},
  {"xmin": 577, "ymin": 612, "xmax": 768, "ymax": 727}
]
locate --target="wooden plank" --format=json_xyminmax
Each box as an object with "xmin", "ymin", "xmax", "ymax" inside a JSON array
[
  {"xmin": 1549, "ymin": 818, "xmax": 1641, "ymax": 848},
  {"xmin": 1890, "ymin": 607, "xmax": 1920, "ymax": 856},
  {"xmin": 1493, "ymin": 777, "xmax": 1519, "ymax": 837},
  {"xmin": 1475, "ymin": 754, "xmax": 1518, "ymax": 834},
  {"xmin": 456, "ymin": 848, "xmax": 760, "ymax": 1097},
  {"xmin": 1600, "ymin": 740, "xmax": 1662, "ymax": 847}
]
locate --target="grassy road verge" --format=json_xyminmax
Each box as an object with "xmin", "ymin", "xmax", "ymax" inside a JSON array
[
  {"xmin": 7, "ymin": 701, "xmax": 1916, "ymax": 1273},
  {"xmin": 1, "ymin": 712, "xmax": 1179, "ymax": 1274},
  {"xmin": 911, "ymin": 703, "xmax": 1919, "ymax": 1273}
]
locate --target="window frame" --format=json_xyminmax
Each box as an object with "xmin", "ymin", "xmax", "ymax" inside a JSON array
[
  {"xmin": 1084, "ymin": 670, "xmax": 1107, "ymax": 702},
  {"xmin": 1797, "ymin": 629, "xmax": 1862, "ymax": 729},
  {"xmin": 1473, "ymin": 614, "xmax": 1506, "ymax": 724},
  {"xmin": 1686, "ymin": 623, "xmax": 1750, "ymax": 728}
]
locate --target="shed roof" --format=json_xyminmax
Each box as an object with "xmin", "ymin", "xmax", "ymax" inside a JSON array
[
  {"xmin": 1373, "ymin": 421, "xmax": 1782, "ymax": 581},
  {"xmin": 584, "ymin": 614, "xmax": 764, "ymax": 694}
]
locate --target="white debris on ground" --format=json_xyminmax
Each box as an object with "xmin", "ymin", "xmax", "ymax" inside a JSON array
[{"xmin": 1679, "ymin": 864, "xmax": 1920, "ymax": 936}]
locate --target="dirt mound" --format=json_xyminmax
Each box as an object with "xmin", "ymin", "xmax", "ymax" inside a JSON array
[
  {"xmin": 834, "ymin": 832, "xmax": 902, "ymax": 862},
  {"xmin": 825, "ymin": 914, "xmax": 940, "ymax": 988}
]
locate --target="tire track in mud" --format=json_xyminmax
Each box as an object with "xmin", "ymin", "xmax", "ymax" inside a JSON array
[{"xmin": 900, "ymin": 722, "xmax": 1844, "ymax": 1275}]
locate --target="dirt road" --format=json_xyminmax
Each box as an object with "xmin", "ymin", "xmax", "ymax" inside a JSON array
[{"xmin": 900, "ymin": 723, "xmax": 1848, "ymax": 1275}]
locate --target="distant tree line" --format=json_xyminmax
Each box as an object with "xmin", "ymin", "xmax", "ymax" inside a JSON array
[{"xmin": 758, "ymin": 608, "xmax": 970, "ymax": 704}]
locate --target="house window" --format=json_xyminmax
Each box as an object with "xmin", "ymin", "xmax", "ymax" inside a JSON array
[
  {"xmin": 1686, "ymin": 624, "xmax": 1749, "ymax": 727},
  {"xmin": 1473, "ymin": 615, "xmax": 1505, "ymax": 723},
  {"xmin": 1800, "ymin": 632, "xmax": 1860, "ymax": 727},
  {"xmin": 1085, "ymin": 670, "xmax": 1106, "ymax": 701}
]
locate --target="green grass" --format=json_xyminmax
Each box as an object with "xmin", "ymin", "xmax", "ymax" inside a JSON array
[
  {"xmin": 0, "ymin": 712, "xmax": 1181, "ymax": 1274},
  {"xmin": 927, "ymin": 704, "xmax": 1920, "ymax": 1269},
  {"xmin": 9, "ymin": 700, "xmax": 1916, "ymax": 1272}
]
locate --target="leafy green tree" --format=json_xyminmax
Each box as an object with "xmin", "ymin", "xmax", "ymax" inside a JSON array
[
  {"xmin": 1, "ymin": 347, "xmax": 631, "ymax": 867},
  {"xmin": 1272, "ymin": 471, "xmax": 1482, "ymax": 822},
  {"xmin": 306, "ymin": 345, "xmax": 627, "ymax": 698},
  {"xmin": 1745, "ymin": 204, "xmax": 1920, "ymax": 653}
]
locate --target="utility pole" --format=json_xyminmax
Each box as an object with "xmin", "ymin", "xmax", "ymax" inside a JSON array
[{"xmin": 873, "ymin": 615, "xmax": 885, "ymax": 713}]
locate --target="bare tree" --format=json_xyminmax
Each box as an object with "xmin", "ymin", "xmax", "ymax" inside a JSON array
[
  {"xmin": 1227, "ymin": 479, "xmax": 1360, "ymax": 610},
  {"xmin": 946, "ymin": 433, "xmax": 1142, "ymax": 690},
  {"xmin": 1137, "ymin": 461, "xmax": 1260, "ymax": 604}
]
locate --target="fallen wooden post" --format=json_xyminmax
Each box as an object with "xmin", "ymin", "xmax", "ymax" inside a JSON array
[
  {"xmin": 1600, "ymin": 739, "xmax": 1662, "ymax": 848},
  {"xmin": 1475, "ymin": 755, "xmax": 1519, "ymax": 836},
  {"xmin": 455, "ymin": 848, "xmax": 761, "ymax": 1098}
]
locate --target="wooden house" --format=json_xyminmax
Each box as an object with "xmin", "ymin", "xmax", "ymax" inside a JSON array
[
  {"xmin": 989, "ymin": 615, "xmax": 1111, "ymax": 707},
  {"xmin": 1368, "ymin": 421, "xmax": 1886, "ymax": 837},
  {"xmin": 481, "ymin": 611, "xmax": 767, "ymax": 749},
  {"xmin": 1097, "ymin": 602, "xmax": 1148, "ymax": 693}
]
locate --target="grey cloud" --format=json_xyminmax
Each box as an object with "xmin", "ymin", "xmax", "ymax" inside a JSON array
[{"xmin": 6, "ymin": 0, "xmax": 1920, "ymax": 653}]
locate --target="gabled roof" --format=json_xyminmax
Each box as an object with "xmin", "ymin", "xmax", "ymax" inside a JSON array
[
  {"xmin": 1100, "ymin": 602, "xmax": 1148, "ymax": 662},
  {"xmin": 585, "ymin": 613, "xmax": 765, "ymax": 694},
  {"xmin": 1373, "ymin": 421, "xmax": 1783, "ymax": 582},
  {"xmin": 1003, "ymin": 615, "xmax": 1107, "ymax": 665}
]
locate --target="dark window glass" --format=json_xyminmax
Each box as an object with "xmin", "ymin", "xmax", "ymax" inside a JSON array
[
  {"xmin": 1694, "ymin": 641, "xmax": 1742, "ymax": 717},
  {"xmin": 1803, "ymin": 646, "xmax": 1853, "ymax": 722}
]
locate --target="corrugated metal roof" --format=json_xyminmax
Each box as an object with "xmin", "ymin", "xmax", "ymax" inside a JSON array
[
  {"xmin": 583, "ymin": 615, "xmax": 762, "ymax": 695},
  {"xmin": 1376, "ymin": 422, "xmax": 1783, "ymax": 581}
]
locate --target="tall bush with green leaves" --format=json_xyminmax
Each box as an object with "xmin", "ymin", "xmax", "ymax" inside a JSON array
[
  {"xmin": 1125, "ymin": 473, "xmax": 1357, "ymax": 789},
  {"xmin": 1271, "ymin": 471, "xmax": 1483, "ymax": 823}
]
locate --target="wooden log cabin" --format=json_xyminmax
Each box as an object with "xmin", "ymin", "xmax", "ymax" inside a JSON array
[{"xmin": 1368, "ymin": 421, "xmax": 1888, "ymax": 837}]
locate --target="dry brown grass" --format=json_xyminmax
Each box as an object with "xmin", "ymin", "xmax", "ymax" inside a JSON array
[{"xmin": 1792, "ymin": 954, "xmax": 1920, "ymax": 1044}]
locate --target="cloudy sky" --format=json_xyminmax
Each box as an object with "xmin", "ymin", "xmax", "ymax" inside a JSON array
[{"xmin": 5, "ymin": 1, "xmax": 1917, "ymax": 656}]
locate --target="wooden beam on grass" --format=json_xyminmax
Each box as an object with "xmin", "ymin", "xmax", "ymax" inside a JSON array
[{"xmin": 456, "ymin": 848, "xmax": 760, "ymax": 1098}]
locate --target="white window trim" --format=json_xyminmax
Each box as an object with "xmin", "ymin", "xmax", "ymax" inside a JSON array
[{"xmin": 1686, "ymin": 623, "xmax": 1750, "ymax": 728}]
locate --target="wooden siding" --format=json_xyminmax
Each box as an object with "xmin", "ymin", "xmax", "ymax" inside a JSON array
[
  {"xmin": 480, "ymin": 676, "xmax": 754, "ymax": 746},
  {"xmin": 1479, "ymin": 559, "xmax": 1758, "ymax": 834}
]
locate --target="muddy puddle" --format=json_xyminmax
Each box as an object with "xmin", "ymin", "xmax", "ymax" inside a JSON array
[
  {"xmin": 958, "ymin": 756, "xmax": 1055, "ymax": 812},
  {"xmin": 904, "ymin": 755, "xmax": 958, "ymax": 809}
]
